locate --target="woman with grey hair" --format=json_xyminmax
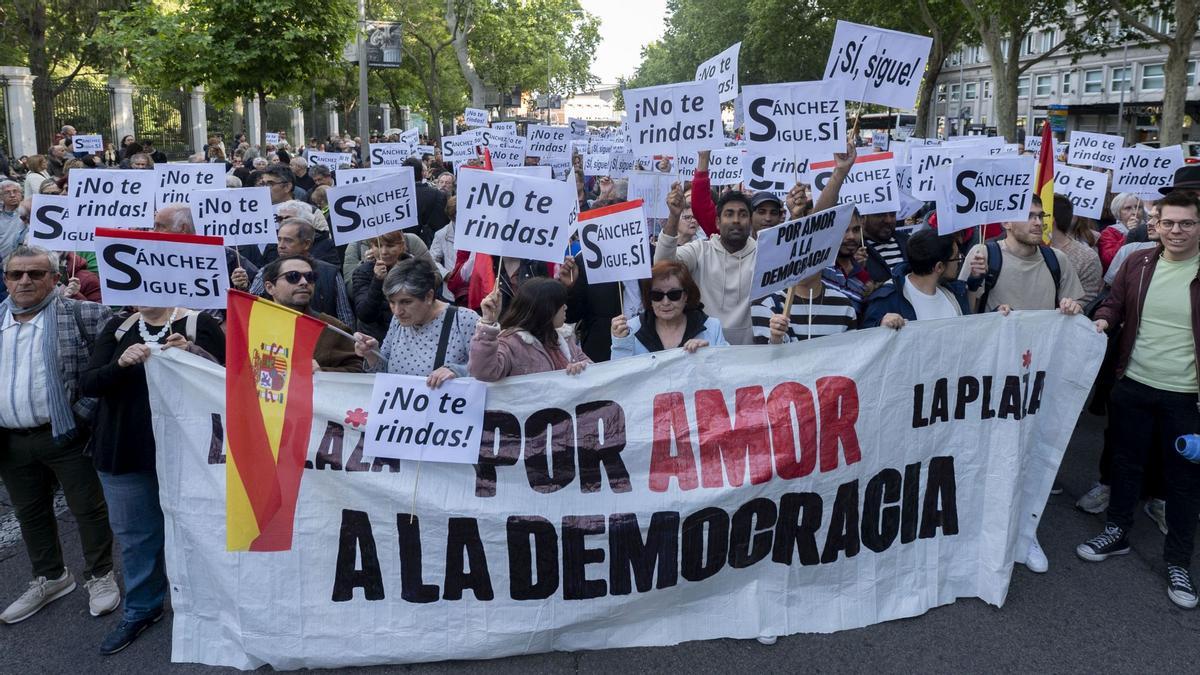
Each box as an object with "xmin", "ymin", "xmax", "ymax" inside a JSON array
[
  {"xmin": 1098, "ymin": 191, "xmax": 1143, "ymax": 271},
  {"xmin": 353, "ymin": 257, "xmax": 479, "ymax": 387}
]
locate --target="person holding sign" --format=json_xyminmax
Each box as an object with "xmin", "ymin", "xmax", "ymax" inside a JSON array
[
  {"xmin": 350, "ymin": 230, "xmax": 416, "ymax": 341},
  {"xmin": 861, "ymin": 229, "xmax": 970, "ymax": 329},
  {"xmin": 610, "ymin": 261, "xmax": 727, "ymax": 358},
  {"xmin": 468, "ymin": 279, "xmax": 591, "ymax": 380},
  {"xmin": 353, "ymin": 258, "xmax": 479, "ymax": 386}
]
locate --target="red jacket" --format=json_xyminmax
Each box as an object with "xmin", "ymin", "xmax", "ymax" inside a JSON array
[
  {"xmin": 1097, "ymin": 225, "xmax": 1128, "ymax": 273},
  {"xmin": 688, "ymin": 170, "xmax": 720, "ymax": 237},
  {"xmin": 1093, "ymin": 244, "xmax": 1200, "ymax": 381},
  {"xmin": 61, "ymin": 253, "xmax": 101, "ymax": 302}
]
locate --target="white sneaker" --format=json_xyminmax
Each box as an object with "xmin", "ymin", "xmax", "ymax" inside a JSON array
[
  {"xmin": 1022, "ymin": 538, "xmax": 1049, "ymax": 573},
  {"xmin": 1075, "ymin": 483, "xmax": 1110, "ymax": 514},
  {"xmin": 0, "ymin": 570, "xmax": 76, "ymax": 624},
  {"xmin": 85, "ymin": 570, "xmax": 121, "ymax": 617},
  {"xmin": 756, "ymin": 636, "xmax": 777, "ymax": 645}
]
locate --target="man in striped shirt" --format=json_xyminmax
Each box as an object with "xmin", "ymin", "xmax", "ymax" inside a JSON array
[
  {"xmin": 751, "ymin": 272, "xmax": 857, "ymax": 344},
  {"xmin": 862, "ymin": 211, "xmax": 910, "ymax": 283}
]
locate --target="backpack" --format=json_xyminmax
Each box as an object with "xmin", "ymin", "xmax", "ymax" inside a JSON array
[
  {"xmin": 114, "ymin": 311, "xmax": 199, "ymax": 342},
  {"xmin": 977, "ymin": 240, "xmax": 1061, "ymax": 313}
]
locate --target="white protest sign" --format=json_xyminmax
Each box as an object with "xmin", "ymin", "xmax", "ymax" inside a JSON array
[
  {"xmin": 910, "ymin": 143, "xmax": 987, "ymax": 200},
  {"xmin": 743, "ymin": 153, "xmax": 807, "ymax": 199},
  {"xmin": 307, "ymin": 151, "xmax": 354, "ymax": 171},
  {"xmin": 750, "ymin": 204, "xmax": 856, "ymax": 298},
  {"xmin": 73, "ymin": 134, "xmax": 103, "ymax": 154},
  {"xmin": 336, "ymin": 166, "xmax": 405, "ymax": 186},
  {"xmin": 416, "ymin": 143, "xmax": 436, "ymax": 157},
  {"xmin": 188, "ymin": 187, "xmax": 275, "ymax": 245},
  {"xmin": 327, "ymin": 171, "xmax": 419, "ymax": 245},
  {"xmin": 569, "ymin": 118, "xmax": 588, "ymax": 139},
  {"xmin": 363, "ymin": 375, "xmax": 485, "ymax": 463},
  {"xmin": 1067, "ymin": 131, "xmax": 1123, "ymax": 169},
  {"xmin": 577, "ymin": 199, "xmax": 651, "ymax": 285},
  {"xmin": 609, "ymin": 153, "xmax": 638, "ymax": 180},
  {"xmin": 807, "ymin": 152, "xmax": 898, "ymax": 216},
  {"xmin": 27, "ymin": 194, "xmax": 93, "ymax": 252},
  {"xmin": 68, "ymin": 169, "xmax": 156, "ymax": 228},
  {"xmin": 589, "ymin": 138, "xmax": 624, "ymax": 154},
  {"xmin": 493, "ymin": 165, "xmax": 553, "ymax": 179},
  {"xmin": 824, "ymin": 21, "xmax": 932, "ymax": 109},
  {"xmin": 464, "ymin": 107, "xmax": 489, "ymax": 128},
  {"xmin": 525, "ymin": 125, "xmax": 571, "ymax": 161},
  {"xmin": 694, "ymin": 42, "xmax": 741, "ymax": 103},
  {"xmin": 154, "ymin": 163, "xmax": 224, "ymax": 208},
  {"xmin": 743, "ymin": 81, "xmax": 846, "ymax": 162},
  {"xmin": 872, "ymin": 131, "xmax": 890, "ymax": 151},
  {"xmin": 1113, "ymin": 145, "xmax": 1184, "ymax": 199},
  {"xmin": 94, "ymin": 228, "xmax": 229, "ymax": 309},
  {"xmin": 623, "ymin": 80, "xmax": 723, "ymax": 157},
  {"xmin": 456, "ymin": 168, "xmax": 578, "ymax": 262},
  {"xmin": 895, "ymin": 167, "xmax": 926, "ymax": 221},
  {"xmin": 1052, "ymin": 163, "xmax": 1107, "ymax": 219},
  {"xmin": 1024, "ymin": 136, "xmax": 1044, "ymax": 154},
  {"xmin": 265, "ymin": 132, "xmax": 281, "ymax": 145},
  {"xmin": 996, "ymin": 144, "xmax": 1021, "ymax": 155},
  {"xmin": 472, "ymin": 129, "xmax": 527, "ymax": 168},
  {"xmin": 674, "ymin": 154, "xmax": 699, "ymax": 181},
  {"xmin": 934, "ymin": 156, "xmax": 1036, "ymax": 235},
  {"xmin": 370, "ymin": 143, "xmax": 416, "ymax": 166},
  {"xmin": 583, "ymin": 153, "xmax": 611, "ymax": 177},
  {"xmin": 491, "ymin": 121, "xmax": 517, "ymax": 135},
  {"xmin": 440, "ymin": 134, "xmax": 479, "ymax": 163},
  {"xmin": 627, "ymin": 171, "xmax": 675, "ymax": 219},
  {"xmin": 708, "ymin": 148, "xmax": 744, "ymax": 186}
]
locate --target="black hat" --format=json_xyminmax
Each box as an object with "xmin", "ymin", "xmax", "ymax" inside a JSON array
[
  {"xmin": 750, "ymin": 191, "xmax": 783, "ymax": 210},
  {"xmin": 1159, "ymin": 164, "xmax": 1200, "ymax": 195}
]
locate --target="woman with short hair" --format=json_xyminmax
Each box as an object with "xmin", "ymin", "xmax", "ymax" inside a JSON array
[
  {"xmin": 610, "ymin": 260, "xmax": 726, "ymax": 358},
  {"xmin": 468, "ymin": 278, "xmax": 590, "ymax": 380}
]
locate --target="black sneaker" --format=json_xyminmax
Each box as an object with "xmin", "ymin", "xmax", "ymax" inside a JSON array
[
  {"xmin": 99, "ymin": 608, "xmax": 164, "ymax": 655},
  {"xmin": 1167, "ymin": 565, "xmax": 1198, "ymax": 609},
  {"xmin": 1050, "ymin": 482, "xmax": 1064, "ymax": 495},
  {"xmin": 1076, "ymin": 524, "xmax": 1131, "ymax": 562}
]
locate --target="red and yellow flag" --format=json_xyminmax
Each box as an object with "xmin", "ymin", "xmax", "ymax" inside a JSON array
[
  {"xmin": 224, "ymin": 289, "xmax": 326, "ymax": 551},
  {"xmin": 1035, "ymin": 121, "xmax": 1055, "ymax": 244}
]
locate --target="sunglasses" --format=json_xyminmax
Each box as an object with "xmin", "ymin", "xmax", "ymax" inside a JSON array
[
  {"xmin": 4, "ymin": 269, "xmax": 51, "ymax": 281},
  {"xmin": 280, "ymin": 270, "xmax": 316, "ymax": 284},
  {"xmin": 649, "ymin": 289, "xmax": 686, "ymax": 302}
]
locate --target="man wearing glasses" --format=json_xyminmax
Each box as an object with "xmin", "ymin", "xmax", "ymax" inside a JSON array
[
  {"xmin": 1078, "ymin": 189, "xmax": 1200, "ymax": 610},
  {"xmin": 262, "ymin": 255, "xmax": 363, "ymax": 373}
]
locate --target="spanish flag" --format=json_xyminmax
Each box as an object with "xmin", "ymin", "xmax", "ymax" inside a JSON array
[
  {"xmin": 1035, "ymin": 121, "xmax": 1054, "ymax": 244},
  {"xmin": 224, "ymin": 289, "xmax": 326, "ymax": 551}
]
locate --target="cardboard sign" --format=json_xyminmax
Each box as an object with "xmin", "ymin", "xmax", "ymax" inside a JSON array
[
  {"xmin": 589, "ymin": 138, "xmax": 624, "ymax": 154},
  {"xmin": 439, "ymin": 134, "xmax": 478, "ymax": 163},
  {"xmin": 695, "ymin": 42, "xmax": 741, "ymax": 103},
  {"xmin": 68, "ymin": 169, "xmax": 156, "ymax": 228},
  {"xmin": 27, "ymin": 194, "xmax": 93, "ymax": 252},
  {"xmin": 464, "ymin": 107, "xmax": 489, "ymax": 128},
  {"xmin": 94, "ymin": 228, "xmax": 229, "ymax": 309},
  {"xmin": 623, "ymin": 80, "xmax": 723, "ymax": 157},
  {"xmin": 910, "ymin": 143, "xmax": 987, "ymax": 200},
  {"xmin": 491, "ymin": 121, "xmax": 517, "ymax": 135},
  {"xmin": 370, "ymin": 143, "xmax": 416, "ymax": 166},
  {"xmin": 674, "ymin": 153, "xmax": 699, "ymax": 181},
  {"xmin": 743, "ymin": 153, "xmax": 806, "ymax": 199},
  {"xmin": 743, "ymin": 81, "xmax": 845, "ymax": 161},
  {"xmin": 708, "ymin": 148, "xmax": 744, "ymax": 186},
  {"xmin": 569, "ymin": 118, "xmax": 588, "ymax": 139},
  {"xmin": 493, "ymin": 165, "xmax": 554, "ymax": 179},
  {"xmin": 577, "ymin": 199, "xmax": 651, "ymax": 284},
  {"xmin": 73, "ymin": 134, "xmax": 103, "ymax": 154},
  {"xmin": 1052, "ymin": 163, "xmax": 1107, "ymax": 219},
  {"xmin": 155, "ymin": 164, "xmax": 224, "ymax": 208},
  {"xmin": 472, "ymin": 129, "xmax": 527, "ymax": 167},
  {"xmin": 307, "ymin": 151, "xmax": 354, "ymax": 171},
  {"xmin": 1113, "ymin": 145, "xmax": 1184, "ymax": 199},
  {"xmin": 525, "ymin": 125, "xmax": 571, "ymax": 161},
  {"xmin": 609, "ymin": 153, "xmax": 638, "ymax": 180},
  {"xmin": 583, "ymin": 153, "xmax": 611, "ymax": 177},
  {"xmin": 188, "ymin": 186, "xmax": 274, "ymax": 245},
  {"xmin": 265, "ymin": 132, "xmax": 281, "ymax": 145},
  {"xmin": 327, "ymin": 171, "xmax": 419, "ymax": 245},
  {"xmin": 824, "ymin": 21, "xmax": 932, "ymax": 109},
  {"xmin": 1068, "ymin": 131, "xmax": 1123, "ymax": 169},
  {"xmin": 934, "ymin": 156, "xmax": 1036, "ymax": 235},
  {"xmin": 363, "ymin": 375, "xmax": 485, "ymax": 463},
  {"xmin": 455, "ymin": 167, "xmax": 578, "ymax": 262},
  {"xmin": 336, "ymin": 166, "xmax": 406, "ymax": 186},
  {"xmin": 627, "ymin": 171, "xmax": 675, "ymax": 219},
  {"xmin": 416, "ymin": 144, "xmax": 436, "ymax": 157},
  {"xmin": 750, "ymin": 204, "xmax": 856, "ymax": 299},
  {"xmin": 807, "ymin": 152, "xmax": 898, "ymax": 216}
]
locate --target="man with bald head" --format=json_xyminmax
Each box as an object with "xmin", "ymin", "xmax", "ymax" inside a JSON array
[{"xmin": 154, "ymin": 204, "xmax": 253, "ymax": 291}]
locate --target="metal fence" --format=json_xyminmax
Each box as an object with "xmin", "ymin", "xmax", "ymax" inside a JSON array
[
  {"xmin": 205, "ymin": 100, "xmax": 239, "ymax": 145},
  {"xmin": 263, "ymin": 98, "xmax": 292, "ymax": 141},
  {"xmin": 133, "ymin": 86, "xmax": 190, "ymax": 160},
  {"xmin": 47, "ymin": 79, "xmax": 115, "ymax": 146}
]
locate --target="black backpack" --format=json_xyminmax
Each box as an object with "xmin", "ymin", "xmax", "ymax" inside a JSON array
[{"xmin": 977, "ymin": 240, "xmax": 1061, "ymax": 313}]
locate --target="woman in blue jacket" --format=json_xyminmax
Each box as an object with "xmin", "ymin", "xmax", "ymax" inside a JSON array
[{"xmin": 610, "ymin": 260, "xmax": 727, "ymax": 358}]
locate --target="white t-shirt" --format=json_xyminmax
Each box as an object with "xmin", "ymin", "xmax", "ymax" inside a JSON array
[{"xmin": 903, "ymin": 275, "xmax": 961, "ymax": 320}]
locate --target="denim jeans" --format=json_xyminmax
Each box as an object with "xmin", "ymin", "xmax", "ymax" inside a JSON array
[
  {"xmin": 1106, "ymin": 378, "xmax": 1200, "ymax": 566},
  {"xmin": 98, "ymin": 470, "xmax": 167, "ymax": 622}
]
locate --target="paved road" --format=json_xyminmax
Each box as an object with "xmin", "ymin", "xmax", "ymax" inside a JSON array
[{"xmin": 1, "ymin": 412, "xmax": 1196, "ymax": 674}]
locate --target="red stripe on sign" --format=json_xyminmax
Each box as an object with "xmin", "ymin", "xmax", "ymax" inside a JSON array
[
  {"xmin": 580, "ymin": 199, "xmax": 644, "ymax": 222},
  {"xmin": 94, "ymin": 227, "xmax": 224, "ymax": 246},
  {"xmin": 810, "ymin": 152, "xmax": 894, "ymax": 171}
]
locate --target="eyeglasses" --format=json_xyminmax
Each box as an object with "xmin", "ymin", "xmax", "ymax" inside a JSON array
[
  {"xmin": 4, "ymin": 269, "xmax": 51, "ymax": 281},
  {"xmin": 1158, "ymin": 219, "xmax": 1199, "ymax": 232},
  {"xmin": 1028, "ymin": 213, "xmax": 1054, "ymax": 223},
  {"xmin": 280, "ymin": 271, "xmax": 316, "ymax": 284},
  {"xmin": 947, "ymin": 255, "xmax": 966, "ymax": 264},
  {"xmin": 649, "ymin": 289, "xmax": 686, "ymax": 302},
  {"xmin": 259, "ymin": 179, "xmax": 284, "ymax": 187}
]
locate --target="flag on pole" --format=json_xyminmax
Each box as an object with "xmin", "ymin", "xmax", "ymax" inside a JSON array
[
  {"xmin": 224, "ymin": 289, "xmax": 327, "ymax": 551},
  {"xmin": 1035, "ymin": 121, "xmax": 1054, "ymax": 244}
]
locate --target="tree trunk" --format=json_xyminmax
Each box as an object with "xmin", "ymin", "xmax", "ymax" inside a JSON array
[
  {"xmin": 982, "ymin": 28, "xmax": 1022, "ymax": 141},
  {"xmin": 426, "ymin": 51, "xmax": 443, "ymax": 143},
  {"xmin": 1160, "ymin": 2, "xmax": 1200, "ymax": 145},
  {"xmin": 26, "ymin": 1, "xmax": 55, "ymax": 151},
  {"xmin": 446, "ymin": 0, "xmax": 486, "ymax": 108},
  {"xmin": 915, "ymin": 45, "xmax": 945, "ymax": 138}
]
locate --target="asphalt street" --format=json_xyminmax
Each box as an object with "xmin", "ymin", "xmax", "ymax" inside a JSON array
[{"xmin": 0, "ymin": 411, "xmax": 1196, "ymax": 674}]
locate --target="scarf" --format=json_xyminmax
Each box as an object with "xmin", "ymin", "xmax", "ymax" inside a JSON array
[{"xmin": 1, "ymin": 294, "xmax": 75, "ymax": 443}]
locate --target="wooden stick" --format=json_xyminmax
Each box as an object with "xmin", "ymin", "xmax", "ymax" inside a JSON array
[
  {"xmin": 781, "ymin": 285, "xmax": 796, "ymax": 318},
  {"xmin": 322, "ymin": 321, "xmax": 384, "ymax": 360},
  {"xmin": 617, "ymin": 280, "xmax": 624, "ymax": 317},
  {"xmin": 807, "ymin": 287, "xmax": 814, "ymax": 341},
  {"xmin": 408, "ymin": 458, "xmax": 423, "ymax": 525}
]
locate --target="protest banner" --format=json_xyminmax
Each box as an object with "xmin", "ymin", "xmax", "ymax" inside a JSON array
[
  {"xmin": 934, "ymin": 156, "xmax": 1036, "ymax": 235},
  {"xmin": 440, "ymin": 134, "xmax": 479, "ymax": 164},
  {"xmin": 569, "ymin": 118, "xmax": 588, "ymax": 139},
  {"xmin": 823, "ymin": 21, "xmax": 933, "ymax": 109},
  {"xmin": 265, "ymin": 132, "xmax": 281, "ymax": 145},
  {"xmin": 155, "ymin": 163, "xmax": 224, "ymax": 208},
  {"xmin": 708, "ymin": 148, "xmax": 744, "ymax": 186},
  {"xmin": 27, "ymin": 194, "xmax": 93, "ymax": 252},
  {"xmin": 742, "ymin": 81, "xmax": 846, "ymax": 161},
  {"xmin": 94, "ymin": 228, "xmax": 229, "ymax": 309},
  {"xmin": 145, "ymin": 309, "xmax": 1105, "ymax": 670},
  {"xmin": 894, "ymin": 166, "xmax": 925, "ymax": 221},
  {"xmin": 751, "ymin": 204, "xmax": 855, "ymax": 299},
  {"xmin": 188, "ymin": 186, "xmax": 275, "ymax": 245},
  {"xmin": 364, "ymin": 375, "xmax": 485, "ymax": 463},
  {"xmin": 627, "ymin": 171, "xmax": 676, "ymax": 219},
  {"xmin": 464, "ymin": 107, "xmax": 489, "ymax": 128},
  {"xmin": 370, "ymin": 143, "xmax": 416, "ymax": 166},
  {"xmin": 491, "ymin": 121, "xmax": 517, "ymax": 136},
  {"xmin": 589, "ymin": 138, "xmax": 625, "ymax": 155},
  {"xmin": 525, "ymin": 125, "xmax": 571, "ymax": 162},
  {"xmin": 806, "ymin": 152, "xmax": 898, "ymax": 216},
  {"xmin": 694, "ymin": 42, "xmax": 741, "ymax": 103},
  {"xmin": 68, "ymin": 168, "xmax": 156, "ymax": 229},
  {"xmin": 493, "ymin": 165, "xmax": 554, "ymax": 179},
  {"xmin": 1113, "ymin": 145, "xmax": 1184, "ymax": 199},
  {"xmin": 578, "ymin": 199, "xmax": 651, "ymax": 285},
  {"xmin": 1067, "ymin": 131, "xmax": 1123, "ymax": 170},
  {"xmin": 417, "ymin": 144, "xmax": 436, "ymax": 157},
  {"xmin": 73, "ymin": 134, "xmax": 103, "ymax": 153},
  {"xmin": 674, "ymin": 154, "xmax": 699, "ymax": 181},
  {"xmin": 583, "ymin": 153, "xmax": 611, "ymax": 177},
  {"xmin": 308, "ymin": 151, "xmax": 354, "ymax": 171},
  {"xmin": 337, "ymin": 166, "xmax": 406, "ymax": 186},
  {"xmin": 910, "ymin": 143, "xmax": 987, "ymax": 201},
  {"xmin": 455, "ymin": 167, "xmax": 577, "ymax": 262},
  {"xmin": 1052, "ymin": 163, "xmax": 1107, "ymax": 220},
  {"xmin": 327, "ymin": 171, "xmax": 419, "ymax": 246},
  {"xmin": 472, "ymin": 129, "xmax": 527, "ymax": 168},
  {"xmin": 623, "ymin": 81, "xmax": 723, "ymax": 157}
]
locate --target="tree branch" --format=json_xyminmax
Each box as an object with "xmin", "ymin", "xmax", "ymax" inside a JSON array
[
  {"xmin": 1108, "ymin": 0, "xmax": 1170, "ymax": 44},
  {"xmin": 1017, "ymin": 35, "xmax": 1073, "ymax": 74}
]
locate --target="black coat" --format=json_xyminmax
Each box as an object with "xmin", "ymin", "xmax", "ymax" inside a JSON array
[
  {"xmin": 350, "ymin": 255, "xmax": 412, "ymax": 341},
  {"xmin": 565, "ymin": 252, "xmax": 624, "ymax": 362},
  {"xmin": 414, "ymin": 182, "xmax": 449, "ymax": 246}
]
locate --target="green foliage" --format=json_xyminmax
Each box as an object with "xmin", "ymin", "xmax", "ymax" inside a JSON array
[
  {"xmin": 471, "ymin": 0, "xmax": 601, "ymax": 96},
  {"xmin": 0, "ymin": 0, "xmax": 130, "ymax": 79}
]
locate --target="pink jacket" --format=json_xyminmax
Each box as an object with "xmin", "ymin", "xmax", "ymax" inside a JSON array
[{"xmin": 468, "ymin": 323, "xmax": 591, "ymax": 381}]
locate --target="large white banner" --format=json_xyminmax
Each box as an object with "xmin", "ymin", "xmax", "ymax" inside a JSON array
[{"xmin": 147, "ymin": 312, "xmax": 1104, "ymax": 670}]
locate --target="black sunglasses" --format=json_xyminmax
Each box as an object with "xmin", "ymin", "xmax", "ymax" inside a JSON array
[
  {"xmin": 4, "ymin": 269, "xmax": 50, "ymax": 281},
  {"xmin": 281, "ymin": 271, "xmax": 316, "ymax": 284},
  {"xmin": 649, "ymin": 289, "xmax": 686, "ymax": 302}
]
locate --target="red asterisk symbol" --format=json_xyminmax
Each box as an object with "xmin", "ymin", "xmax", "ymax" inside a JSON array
[
  {"xmin": 345, "ymin": 408, "xmax": 368, "ymax": 428},
  {"xmin": 1022, "ymin": 350, "xmax": 1032, "ymax": 368}
]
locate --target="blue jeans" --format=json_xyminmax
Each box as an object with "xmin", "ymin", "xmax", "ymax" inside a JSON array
[{"xmin": 98, "ymin": 470, "xmax": 167, "ymax": 621}]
